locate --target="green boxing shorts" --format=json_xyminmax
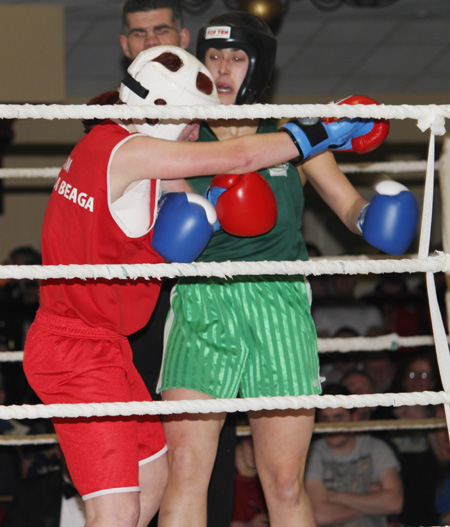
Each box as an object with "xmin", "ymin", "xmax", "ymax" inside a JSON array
[{"xmin": 158, "ymin": 275, "xmax": 322, "ymax": 399}]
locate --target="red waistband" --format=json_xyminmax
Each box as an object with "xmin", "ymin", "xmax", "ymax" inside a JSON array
[{"xmin": 35, "ymin": 309, "xmax": 122, "ymax": 339}]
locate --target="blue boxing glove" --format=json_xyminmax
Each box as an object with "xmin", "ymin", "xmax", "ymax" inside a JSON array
[
  {"xmin": 152, "ymin": 192, "xmax": 217, "ymax": 263},
  {"xmin": 357, "ymin": 179, "xmax": 419, "ymax": 255},
  {"xmin": 280, "ymin": 95, "xmax": 389, "ymax": 164}
]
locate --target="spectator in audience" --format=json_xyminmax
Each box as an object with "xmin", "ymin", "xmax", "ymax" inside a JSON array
[
  {"xmin": 320, "ymin": 327, "xmax": 362, "ymax": 387},
  {"xmin": 3, "ymin": 445, "xmax": 86, "ymax": 527},
  {"xmin": 356, "ymin": 351, "xmax": 399, "ymax": 422},
  {"xmin": 388, "ymin": 351, "xmax": 440, "ymax": 526},
  {"xmin": 341, "ymin": 368, "xmax": 375, "ymax": 395},
  {"xmin": 416, "ymin": 269, "xmax": 447, "ymax": 334},
  {"xmin": 305, "ymin": 243, "xmax": 331, "ymax": 303},
  {"xmin": 341, "ymin": 369, "xmax": 375, "ymax": 421},
  {"xmin": 312, "ymin": 272, "xmax": 384, "ymax": 338},
  {"xmin": 0, "ymin": 247, "xmax": 41, "ymax": 340},
  {"xmin": 231, "ymin": 417, "xmax": 269, "ymax": 527},
  {"xmin": 364, "ymin": 351, "xmax": 397, "ymax": 394},
  {"xmin": 362, "ymin": 273, "xmax": 427, "ymax": 337},
  {"xmin": 429, "ymin": 405, "xmax": 450, "ymax": 526},
  {"xmin": 305, "ymin": 384, "xmax": 403, "ymax": 527},
  {"xmin": 0, "ymin": 246, "xmax": 42, "ymax": 410},
  {"xmin": 0, "ymin": 119, "xmax": 14, "ymax": 216},
  {"xmin": 0, "ymin": 371, "xmax": 21, "ymax": 520}
]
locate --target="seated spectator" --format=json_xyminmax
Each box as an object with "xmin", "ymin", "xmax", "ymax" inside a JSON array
[
  {"xmin": 429, "ymin": 405, "xmax": 450, "ymax": 526},
  {"xmin": 392, "ymin": 351, "xmax": 440, "ymax": 423},
  {"xmin": 0, "ymin": 246, "xmax": 41, "ymax": 409},
  {"xmin": 3, "ymin": 445, "xmax": 85, "ymax": 527},
  {"xmin": 312, "ymin": 273, "xmax": 384, "ymax": 338},
  {"xmin": 0, "ymin": 371, "xmax": 21, "ymax": 521},
  {"xmin": 305, "ymin": 242, "xmax": 331, "ymax": 303},
  {"xmin": 341, "ymin": 368, "xmax": 375, "ymax": 395},
  {"xmin": 358, "ymin": 351, "xmax": 399, "ymax": 421},
  {"xmin": 320, "ymin": 327, "xmax": 362, "ymax": 387},
  {"xmin": 362, "ymin": 273, "xmax": 428, "ymax": 337},
  {"xmin": 416, "ymin": 270, "xmax": 447, "ymax": 334},
  {"xmin": 364, "ymin": 351, "xmax": 397, "ymax": 393},
  {"xmin": 305, "ymin": 384, "xmax": 403, "ymax": 527},
  {"xmin": 231, "ymin": 418, "xmax": 269, "ymax": 527},
  {"xmin": 387, "ymin": 351, "xmax": 440, "ymax": 526},
  {"xmin": 341, "ymin": 368, "xmax": 375, "ymax": 421},
  {"xmin": 1, "ymin": 246, "xmax": 41, "ymax": 346}
]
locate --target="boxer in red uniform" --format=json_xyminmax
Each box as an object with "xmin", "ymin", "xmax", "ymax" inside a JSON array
[{"xmin": 23, "ymin": 44, "xmax": 390, "ymax": 527}]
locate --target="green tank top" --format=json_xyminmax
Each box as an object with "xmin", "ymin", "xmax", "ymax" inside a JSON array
[{"xmin": 189, "ymin": 119, "xmax": 309, "ymax": 263}]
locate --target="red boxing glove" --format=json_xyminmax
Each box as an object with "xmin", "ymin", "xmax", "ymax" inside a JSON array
[
  {"xmin": 209, "ymin": 172, "xmax": 277, "ymax": 236},
  {"xmin": 324, "ymin": 95, "xmax": 390, "ymax": 154}
]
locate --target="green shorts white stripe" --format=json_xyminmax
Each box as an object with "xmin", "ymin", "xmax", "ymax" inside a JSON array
[{"xmin": 158, "ymin": 275, "xmax": 321, "ymax": 399}]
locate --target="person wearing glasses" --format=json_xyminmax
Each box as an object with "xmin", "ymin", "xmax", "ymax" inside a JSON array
[{"xmin": 390, "ymin": 352, "xmax": 441, "ymax": 526}]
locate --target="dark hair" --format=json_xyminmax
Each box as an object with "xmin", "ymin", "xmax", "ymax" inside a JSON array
[
  {"xmin": 322, "ymin": 383, "xmax": 352, "ymax": 397},
  {"xmin": 305, "ymin": 242, "xmax": 322, "ymax": 258},
  {"xmin": 82, "ymin": 91, "xmax": 121, "ymax": 134},
  {"xmin": 399, "ymin": 351, "xmax": 438, "ymax": 381},
  {"xmin": 332, "ymin": 326, "xmax": 360, "ymax": 338},
  {"xmin": 121, "ymin": 0, "xmax": 184, "ymax": 34},
  {"xmin": 318, "ymin": 383, "xmax": 356, "ymax": 416},
  {"xmin": 341, "ymin": 368, "xmax": 375, "ymax": 389},
  {"xmin": 8, "ymin": 246, "xmax": 41, "ymax": 265}
]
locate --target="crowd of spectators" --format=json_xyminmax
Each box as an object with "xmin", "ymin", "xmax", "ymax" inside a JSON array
[
  {"xmin": 0, "ymin": 241, "xmax": 449, "ymax": 527},
  {"xmin": 193, "ymin": 243, "xmax": 450, "ymax": 527}
]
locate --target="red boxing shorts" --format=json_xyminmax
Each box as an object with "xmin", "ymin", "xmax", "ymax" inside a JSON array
[{"xmin": 24, "ymin": 309, "xmax": 166, "ymax": 500}]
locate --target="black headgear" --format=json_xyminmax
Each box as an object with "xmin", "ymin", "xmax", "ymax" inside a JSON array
[{"xmin": 196, "ymin": 11, "xmax": 277, "ymax": 105}]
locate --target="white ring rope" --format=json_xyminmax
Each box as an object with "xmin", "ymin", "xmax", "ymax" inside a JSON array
[
  {"xmin": 0, "ymin": 391, "xmax": 448, "ymax": 421},
  {"xmin": 0, "ymin": 334, "xmax": 439, "ymax": 364},
  {"xmin": 2, "ymin": 416, "xmax": 446, "ymax": 447},
  {"xmin": 0, "ymin": 160, "xmax": 434, "ymax": 179},
  {"xmin": 239, "ymin": 417, "xmax": 447, "ymax": 437},
  {"xmin": 0, "ymin": 167, "xmax": 61, "ymax": 178},
  {"xmin": 338, "ymin": 160, "xmax": 436, "ymax": 174},
  {"xmin": 0, "ymin": 253, "xmax": 447, "ymax": 281},
  {"xmin": 0, "ymin": 102, "xmax": 449, "ymax": 135},
  {"xmin": 1, "ymin": 417, "xmax": 446, "ymax": 447},
  {"xmin": 1, "ymin": 101, "xmax": 448, "ymax": 430},
  {"xmin": 317, "ymin": 333, "xmax": 437, "ymax": 352},
  {"xmin": 0, "ymin": 434, "xmax": 59, "ymax": 446}
]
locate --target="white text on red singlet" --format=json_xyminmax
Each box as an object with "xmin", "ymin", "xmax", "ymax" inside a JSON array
[{"xmin": 53, "ymin": 176, "xmax": 94, "ymax": 212}]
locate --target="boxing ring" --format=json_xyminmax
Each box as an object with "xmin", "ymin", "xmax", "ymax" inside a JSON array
[{"xmin": 0, "ymin": 100, "xmax": 450, "ymax": 447}]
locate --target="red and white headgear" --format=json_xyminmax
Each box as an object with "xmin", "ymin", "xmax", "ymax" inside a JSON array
[{"xmin": 119, "ymin": 45, "xmax": 219, "ymax": 140}]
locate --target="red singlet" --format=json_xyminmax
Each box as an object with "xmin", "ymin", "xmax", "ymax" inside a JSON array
[{"xmin": 40, "ymin": 120, "xmax": 163, "ymax": 335}]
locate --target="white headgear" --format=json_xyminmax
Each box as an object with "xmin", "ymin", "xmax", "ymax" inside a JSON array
[{"xmin": 119, "ymin": 45, "xmax": 219, "ymax": 140}]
